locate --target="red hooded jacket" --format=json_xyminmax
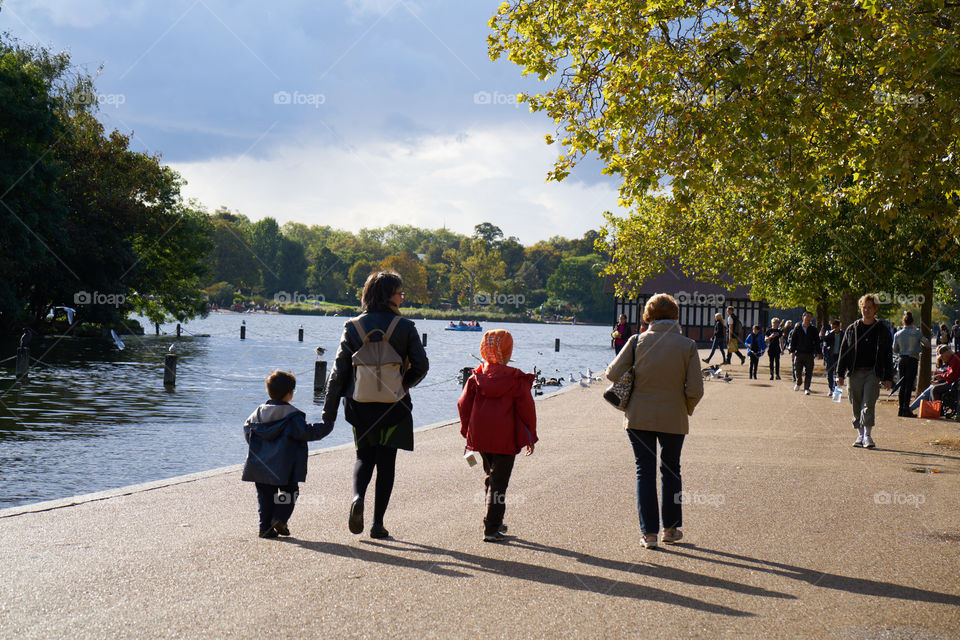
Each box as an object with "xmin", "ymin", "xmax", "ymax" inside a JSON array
[{"xmin": 458, "ymin": 363, "xmax": 538, "ymax": 455}]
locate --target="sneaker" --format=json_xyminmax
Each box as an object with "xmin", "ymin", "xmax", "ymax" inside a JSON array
[
  {"xmin": 498, "ymin": 524, "xmax": 508, "ymax": 533},
  {"xmin": 662, "ymin": 529, "xmax": 683, "ymax": 544},
  {"xmin": 852, "ymin": 435, "xmax": 864, "ymax": 447},
  {"xmin": 348, "ymin": 497, "xmax": 364, "ymax": 534},
  {"xmin": 770, "ymin": 375, "xmax": 774, "ymax": 380},
  {"xmin": 271, "ymin": 520, "xmax": 290, "ymax": 536},
  {"xmin": 863, "ymin": 435, "xmax": 876, "ymax": 449},
  {"xmin": 794, "ymin": 384, "xmax": 800, "ymax": 392},
  {"xmin": 776, "ymin": 375, "xmax": 781, "ymax": 380},
  {"xmin": 370, "ymin": 524, "xmax": 390, "ymax": 539},
  {"xmin": 483, "ymin": 531, "xmax": 506, "ymax": 543},
  {"xmin": 804, "ymin": 389, "xmax": 811, "ymax": 395},
  {"xmin": 258, "ymin": 526, "xmax": 278, "ymax": 539},
  {"xmin": 641, "ymin": 534, "xmax": 658, "ymax": 549},
  {"xmin": 702, "ymin": 358, "xmax": 710, "ymax": 363}
]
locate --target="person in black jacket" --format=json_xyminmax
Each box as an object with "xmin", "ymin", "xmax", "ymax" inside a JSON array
[
  {"xmin": 820, "ymin": 319, "xmax": 843, "ymax": 393},
  {"xmin": 789, "ymin": 312, "xmax": 820, "ymax": 394},
  {"xmin": 765, "ymin": 318, "xmax": 784, "ymax": 380},
  {"xmin": 702, "ymin": 312, "xmax": 726, "ymax": 364},
  {"xmin": 242, "ymin": 370, "xmax": 333, "ymax": 538},
  {"xmin": 837, "ymin": 294, "xmax": 894, "ymax": 449},
  {"xmin": 323, "ymin": 271, "xmax": 429, "ymax": 539}
]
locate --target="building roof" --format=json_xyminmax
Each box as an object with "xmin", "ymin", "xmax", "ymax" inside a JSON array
[{"xmin": 603, "ymin": 262, "xmax": 752, "ymax": 299}]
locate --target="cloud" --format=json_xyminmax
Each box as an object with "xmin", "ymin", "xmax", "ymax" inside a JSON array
[{"xmin": 172, "ymin": 123, "xmax": 620, "ymax": 244}]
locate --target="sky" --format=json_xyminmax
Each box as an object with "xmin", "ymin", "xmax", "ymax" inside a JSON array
[{"xmin": 1, "ymin": 0, "xmax": 622, "ymax": 245}]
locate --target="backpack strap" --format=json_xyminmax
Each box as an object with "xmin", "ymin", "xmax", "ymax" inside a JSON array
[
  {"xmin": 383, "ymin": 315, "xmax": 402, "ymax": 341},
  {"xmin": 350, "ymin": 317, "xmax": 370, "ymax": 343}
]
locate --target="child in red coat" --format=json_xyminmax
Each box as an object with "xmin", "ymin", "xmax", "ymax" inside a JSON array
[{"xmin": 458, "ymin": 330, "xmax": 538, "ymax": 542}]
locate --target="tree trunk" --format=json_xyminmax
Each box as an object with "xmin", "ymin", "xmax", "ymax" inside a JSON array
[
  {"xmin": 839, "ymin": 290, "xmax": 858, "ymax": 327},
  {"xmin": 918, "ymin": 278, "xmax": 934, "ymax": 392},
  {"xmin": 816, "ymin": 297, "xmax": 829, "ymax": 331}
]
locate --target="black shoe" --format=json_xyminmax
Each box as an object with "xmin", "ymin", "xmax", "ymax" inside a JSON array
[
  {"xmin": 776, "ymin": 375, "xmax": 781, "ymax": 380},
  {"xmin": 258, "ymin": 526, "xmax": 278, "ymax": 539},
  {"xmin": 900, "ymin": 410, "xmax": 917, "ymax": 418},
  {"xmin": 702, "ymin": 358, "xmax": 710, "ymax": 363},
  {"xmin": 271, "ymin": 520, "xmax": 290, "ymax": 536},
  {"xmin": 370, "ymin": 524, "xmax": 390, "ymax": 539},
  {"xmin": 499, "ymin": 524, "xmax": 508, "ymax": 533},
  {"xmin": 483, "ymin": 531, "xmax": 506, "ymax": 543},
  {"xmin": 349, "ymin": 497, "xmax": 364, "ymax": 534}
]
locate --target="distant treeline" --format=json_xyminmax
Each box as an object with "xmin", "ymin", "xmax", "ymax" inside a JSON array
[{"xmin": 205, "ymin": 213, "xmax": 611, "ymax": 322}]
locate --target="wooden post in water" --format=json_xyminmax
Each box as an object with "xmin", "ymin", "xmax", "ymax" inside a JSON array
[
  {"xmin": 176, "ymin": 323, "xmax": 182, "ymax": 337},
  {"xmin": 460, "ymin": 366, "xmax": 474, "ymax": 388},
  {"xmin": 298, "ymin": 325, "xmax": 304, "ymax": 342},
  {"xmin": 240, "ymin": 322, "xmax": 246, "ymax": 340},
  {"xmin": 163, "ymin": 354, "xmax": 177, "ymax": 387},
  {"xmin": 555, "ymin": 338, "xmax": 560, "ymax": 352},
  {"xmin": 314, "ymin": 360, "xmax": 327, "ymax": 395},
  {"xmin": 422, "ymin": 332, "xmax": 427, "ymax": 347},
  {"xmin": 15, "ymin": 347, "xmax": 29, "ymax": 378}
]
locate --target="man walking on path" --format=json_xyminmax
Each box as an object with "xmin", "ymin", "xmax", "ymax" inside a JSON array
[
  {"xmin": 820, "ymin": 319, "xmax": 843, "ymax": 394},
  {"xmin": 724, "ymin": 306, "xmax": 745, "ymax": 365},
  {"xmin": 790, "ymin": 312, "xmax": 819, "ymax": 395},
  {"xmin": 893, "ymin": 311, "xmax": 928, "ymax": 417},
  {"xmin": 952, "ymin": 319, "xmax": 960, "ymax": 353},
  {"xmin": 837, "ymin": 294, "xmax": 894, "ymax": 449}
]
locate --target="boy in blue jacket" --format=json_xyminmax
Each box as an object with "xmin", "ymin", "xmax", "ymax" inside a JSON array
[
  {"xmin": 744, "ymin": 325, "xmax": 766, "ymax": 380},
  {"xmin": 242, "ymin": 370, "xmax": 333, "ymax": 538}
]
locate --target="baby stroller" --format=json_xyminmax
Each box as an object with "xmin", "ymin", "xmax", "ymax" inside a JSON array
[{"xmin": 939, "ymin": 381, "xmax": 960, "ymax": 421}]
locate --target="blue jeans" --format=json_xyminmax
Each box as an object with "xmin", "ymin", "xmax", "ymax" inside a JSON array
[
  {"xmin": 824, "ymin": 354, "xmax": 839, "ymax": 392},
  {"xmin": 627, "ymin": 429, "xmax": 685, "ymax": 535},
  {"xmin": 703, "ymin": 335, "xmax": 725, "ymax": 363}
]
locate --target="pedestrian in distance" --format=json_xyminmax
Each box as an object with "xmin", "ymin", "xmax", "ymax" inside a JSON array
[
  {"xmin": 837, "ymin": 294, "xmax": 894, "ymax": 449},
  {"xmin": 937, "ymin": 323, "xmax": 951, "ymax": 347},
  {"xmin": 790, "ymin": 312, "xmax": 820, "ymax": 395},
  {"xmin": 323, "ymin": 271, "xmax": 429, "ymax": 540},
  {"xmin": 821, "ymin": 319, "xmax": 843, "ymax": 394},
  {"xmin": 242, "ymin": 370, "xmax": 333, "ymax": 539},
  {"xmin": 724, "ymin": 306, "xmax": 746, "ymax": 365},
  {"xmin": 458, "ymin": 329, "xmax": 538, "ymax": 543},
  {"xmin": 612, "ymin": 313, "xmax": 633, "ymax": 354},
  {"xmin": 952, "ymin": 320, "xmax": 960, "ymax": 353},
  {"xmin": 765, "ymin": 318, "xmax": 784, "ymax": 380},
  {"xmin": 893, "ymin": 311, "xmax": 928, "ymax": 417},
  {"xmin": 702, "ymin": 312, "xmax": 726, "ymax": 364},
  {"xmin": 606, "ymin": 293, "xmax": 704, "ymax": 549},
  {"xmin": 744, "ymin": 324, "xmax": 766, "ymax": 380}
]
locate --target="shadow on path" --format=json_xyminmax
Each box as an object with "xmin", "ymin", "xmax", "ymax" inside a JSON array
[
  {"xmin": 672, "ymin": 546, "xmax": 960, "ymax": 605},
  {"xmin": 285, "ymin": 537, "xmax": 753, "ymax": 617}
]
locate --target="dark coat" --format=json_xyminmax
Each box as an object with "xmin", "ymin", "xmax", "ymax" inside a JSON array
[
  {"xmin": 458, "ymin": 363, "xmax": 538, "ymax": 455},
  {"xmin": 322, "ymin": 311, "xmax": 429, "ymax": 450},
  {"xmin": 241, "ymin": 400, "xmax": 332, "ymax": 485},
  {"xmin": 837, "ymin": 319, "xmax": 895, "ymax": 382},
  {"xmin": 790, "ymin": 324, "xmax": 820, "ymax": 354}
]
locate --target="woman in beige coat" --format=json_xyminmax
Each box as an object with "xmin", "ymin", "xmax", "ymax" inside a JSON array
[{"xmin": 606, "ymin": 293, "xmax": 704, "ymax": 549}]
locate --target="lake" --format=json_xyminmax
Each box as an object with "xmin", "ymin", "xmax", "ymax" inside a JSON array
[{"xmin": 0, "ymin": 313, "xmax": 615, "ymax": 507}]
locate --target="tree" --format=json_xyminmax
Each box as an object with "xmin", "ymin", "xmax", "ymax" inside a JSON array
[
  {"xmin": 381, "ymin": 253, "xmax": 429, "ymax": 305},
  {"xmin": 249, "ymin": 218, "xmax": 283, "ymax": 295},
  {"xmin": 472, "ymin": 222, "xmax": 504, "ymax": 249},
  {"xmin": 208, "ymin": 210, "xmax": 259, "ymax": 291},
  {"xmin": 491, "ymin": 0, "xmax": 960, "ymax": 384},
  {"xmin": 546, "ymin": 254, "xmax": 608, "ymax": 322}
]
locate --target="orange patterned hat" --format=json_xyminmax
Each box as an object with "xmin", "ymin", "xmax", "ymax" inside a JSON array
[{"xmin": 480, "ymin": 329, "xmax": 513, "ymax": 364}]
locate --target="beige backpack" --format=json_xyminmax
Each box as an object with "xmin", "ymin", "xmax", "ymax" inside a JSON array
[{"xmin": 350, "ymin": 316, "xmax": 406, "ymax": 403}]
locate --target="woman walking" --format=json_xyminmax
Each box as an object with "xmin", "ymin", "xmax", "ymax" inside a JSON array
[
  {"xmin": 606, "ymin": 293, "xmax": 704, "ymax": 549},
  {"xmin": 702, "ymin": 312, "xmax": 726, "ymax": 364},
  {"xmin": 765, "ymin": 318, "xmax": 784, "ymax": 380},
  {"xmin": 322, "ymin": 271, "xmax": 429, "ymax": 539}
]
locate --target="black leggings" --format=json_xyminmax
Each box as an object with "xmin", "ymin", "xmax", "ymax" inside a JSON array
[{"xmin": 353, "ymin": 445, "xmax": 397, "ymax": 527}]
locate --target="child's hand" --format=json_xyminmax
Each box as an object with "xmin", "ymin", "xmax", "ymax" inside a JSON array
[{"xmin": 524, "ymin": 444, "xmax": 535, "ymax": 456}]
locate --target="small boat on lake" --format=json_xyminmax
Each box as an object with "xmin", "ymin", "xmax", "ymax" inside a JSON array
[{"xmin": 444, "ymin": 322, "xmax": 483, "ymax": 332}]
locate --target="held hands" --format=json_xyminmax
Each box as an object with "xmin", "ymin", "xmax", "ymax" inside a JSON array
[{"xmin": 524, "ymin": 443, "xmax": 535, "ymax": 456}]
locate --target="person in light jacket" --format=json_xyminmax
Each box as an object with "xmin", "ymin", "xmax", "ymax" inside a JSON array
[{"xmin": 606, "ymin": 293, "xmax": 704, "ymax": 549}]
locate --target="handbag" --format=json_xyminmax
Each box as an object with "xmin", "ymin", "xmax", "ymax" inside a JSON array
[
  {"xmin": 604, "ymin": 336, "xmax": 636, "ymax": 411},
  {"xmin": 919, "ymin": 399, "xmax": 942, "ymax": 420}
]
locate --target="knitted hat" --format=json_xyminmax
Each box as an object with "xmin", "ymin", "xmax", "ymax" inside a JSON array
[{"xmin": 480, "ymin": 329, "xmax": 513, "ymax": 364}]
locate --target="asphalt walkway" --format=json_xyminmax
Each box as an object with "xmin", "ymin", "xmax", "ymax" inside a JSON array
[{"xmin": 2, "ymin": 353, "xmax": 959, "ymax": 639}]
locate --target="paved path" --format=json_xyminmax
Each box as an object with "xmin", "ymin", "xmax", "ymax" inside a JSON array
[{"xmin": 2, "ymin": 353, "xmax": 959, "ymax": 639}]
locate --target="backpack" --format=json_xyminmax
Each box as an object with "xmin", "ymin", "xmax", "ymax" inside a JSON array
[{"xmin": 350, "ymin": 316, "xmax": 406, "ymax": 403}]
